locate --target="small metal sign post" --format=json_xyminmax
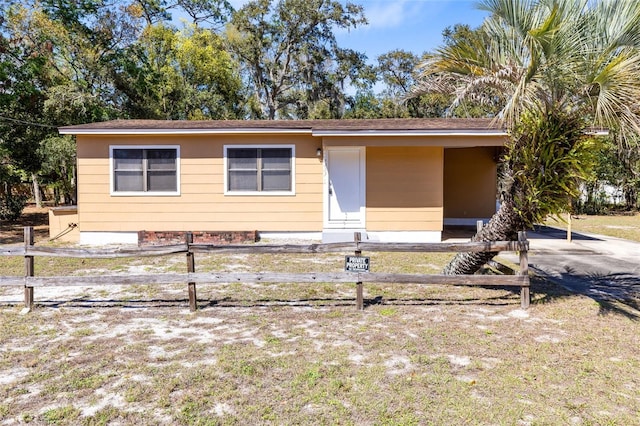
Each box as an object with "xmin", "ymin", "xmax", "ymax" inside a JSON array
[{"xmin": 350, "ymin": 232, "xmax": 367, "ymax": 310}]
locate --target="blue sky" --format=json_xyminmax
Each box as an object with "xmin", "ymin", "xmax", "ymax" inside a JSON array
[
  {"xmin": 227, "ymin": 0, "xmax": 489, "ymax": 62},
  {"xmin": 334, "ymin": 0, "xmax": 489, "ymax": 61}
]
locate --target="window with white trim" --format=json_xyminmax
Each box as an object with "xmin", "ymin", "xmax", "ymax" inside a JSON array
[
  {"xmin": 110, "ymin": 146, "xmax": 179, "ymax": 195},
  {"xmin": 224, "ymin": 145, "xmax": 294, "ymax": 194}
]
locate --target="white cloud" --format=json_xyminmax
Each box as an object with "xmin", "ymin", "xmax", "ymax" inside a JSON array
[
  {"xmin": 228, "ymin": 0, "xmax": 424, "ymax": 29},
  {"xmin": 364, "ymin": 0, "xmax": 462, "ymax": 30},
  {"xmin": 228, "ymin": 0, "xmax": 459, "ymax": 34},
  {"xmin": 364, "ymin": 0, "xmax": 422, "ymax": 29}
]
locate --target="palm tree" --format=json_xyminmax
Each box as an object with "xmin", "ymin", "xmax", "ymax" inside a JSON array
[{"xmin": 412, "ymin": 0, "xmax": 640, "ymax": 275}]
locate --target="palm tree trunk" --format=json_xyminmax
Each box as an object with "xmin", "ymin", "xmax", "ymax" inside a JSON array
[{"xmin": 443, "ymin": 195, "xmax": 524, "ymax": 275}]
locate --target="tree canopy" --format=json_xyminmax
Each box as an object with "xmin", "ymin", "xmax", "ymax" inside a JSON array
[
  {"xmin": 226, "ymin": 0, "xmax": 373, "ymax": 119},
  {"xmin": 2, "ymin": 0, "xmax": 639, "ymax": 228},
  {"xmin": 412, "ymin": 0, "xmax": 640, "ymax": 274},
  {"xmin": 0, "ymin": 0, "xmax": 436, "ymax": 212}
]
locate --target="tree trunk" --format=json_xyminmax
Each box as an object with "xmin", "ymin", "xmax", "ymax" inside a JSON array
[
  {"xmin": 32, "ymin": 174, "xmax": 42, "ymax": 208},
  {"xmin": 2, "ymin": 180, "xmax": 10, "ymax": 198},
  {"xmin": 624, "ymin": 185, "xmax": 637, "ymax": 210},
  {"xmin": 443, "ymin": 195, "xmax": 524, "ymax": 275},
  {"xmin": 71, "ymin": 163, "xmax": 77, "ymax": 205}
]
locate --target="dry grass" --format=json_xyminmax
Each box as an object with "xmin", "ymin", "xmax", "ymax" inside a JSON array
[
  {"xmin": 2, "ymin": 209, "xmax": 640, "ymax": 424},
  {"xmin": 1, "ymin": 249, "xmax": 640, "ymax": 425},
  {"xmin": 546, "ymin": 213, "xmax": 640, "ymax": 242}
]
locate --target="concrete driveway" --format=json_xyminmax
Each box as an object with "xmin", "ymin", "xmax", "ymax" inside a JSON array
[{"xmin": 503, "ymin": 225, "xmax": 640, "ymax": 317}]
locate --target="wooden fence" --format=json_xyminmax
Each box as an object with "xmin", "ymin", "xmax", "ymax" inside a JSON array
[{"xmin": 0, "ymin": 227, "xmax": 530, "ymax": 311}]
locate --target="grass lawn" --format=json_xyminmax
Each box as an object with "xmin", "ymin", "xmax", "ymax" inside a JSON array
[
  {"xmin": 1, "ymin": 247, "xmax": 639, "ymax": 425},
  {"xmin": 546, "ymin": 212, "xmax": 640, "ymax": 242},
  {"xmin": 1, "ymin": 207, "xmax": 639, "ymax": 424}
]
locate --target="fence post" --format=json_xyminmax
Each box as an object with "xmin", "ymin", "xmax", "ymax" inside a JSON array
[
  {"xmin": 354, "ymin": 232, "xmax": 364, "ymax": 310},
  {"xmin": 518, "ymin": 231, "xmax": 530, "ymax": 309},
  {"xmin": 24, "ymin": 226, "xmax": 34, "ymax": 310},
  {"xmin": 186, "ymin": 232, "xmax": 197, "ymax": 311}
]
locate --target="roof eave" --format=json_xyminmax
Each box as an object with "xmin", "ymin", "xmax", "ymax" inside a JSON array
[
  {"xmin": 58, "ymin": 128, "xmax": 314, "ymax": 135},
  {"xmin": 59, "ymin": 128, "xmax": 507, "ymax": 137},
  {"xmin": 311, "ymin": 130, "xmax": 507, "ymax": 137}
]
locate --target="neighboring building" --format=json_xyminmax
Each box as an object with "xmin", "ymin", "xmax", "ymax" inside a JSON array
[{"xmin": 57, "ymin": 118, "xmax": 505, "ymax": 245}]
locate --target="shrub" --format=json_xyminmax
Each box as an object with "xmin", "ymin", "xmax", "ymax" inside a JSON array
[{"xmin": 0, "ymin": 193, "xmax": 28, "ymax": 222}]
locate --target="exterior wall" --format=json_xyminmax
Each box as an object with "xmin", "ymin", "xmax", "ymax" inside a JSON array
[
  {"xmin": 443, "ymin": 147, "xmax": 498, "ymax": 221},
  {"xmin": 48, "ymin": 207, "xmax": 79, "ymax": 243},
  {"xmin": 76, "ymin": 134, "xmax": 324, "ymax": 234},
  {"xmin": 366, "ymin": 146, "xmax": 443, "ymax": 232},
  {"xmin": 76, "ymin": 132, "xmax": 500, "ymax": 241}
]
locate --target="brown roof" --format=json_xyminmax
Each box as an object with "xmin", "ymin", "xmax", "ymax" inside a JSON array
[{"xmin": 59, "ymin": 118, "xmax": 504, "ymax": 134}]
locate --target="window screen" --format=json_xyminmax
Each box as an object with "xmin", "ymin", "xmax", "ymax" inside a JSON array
[
  {"xmin": 113, "ymin": 148, "xmax": 177, "ymax": 193},
  {"xmin": 227, "ymin": 147, "xmax": 292, "ymax": 192}
]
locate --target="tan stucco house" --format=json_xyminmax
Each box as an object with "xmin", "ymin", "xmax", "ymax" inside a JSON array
[{"xmin": 57, "ymin": 118, "xmax": 506, "ymax": 245}]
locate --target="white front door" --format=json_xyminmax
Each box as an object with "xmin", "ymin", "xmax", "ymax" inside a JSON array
[{"xmin": 325, "ymin": 147, "xmax": 365, "ymax": 228}]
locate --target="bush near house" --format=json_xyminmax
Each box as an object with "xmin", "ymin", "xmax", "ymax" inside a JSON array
[{"xmin": 0, "ymin": 193, "xmax": 27, "ymax": 222}]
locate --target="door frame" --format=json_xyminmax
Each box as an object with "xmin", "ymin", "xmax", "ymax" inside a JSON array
[{"xmin": 323, "ymin": 146, "xmax": 366, "ymax": 229}]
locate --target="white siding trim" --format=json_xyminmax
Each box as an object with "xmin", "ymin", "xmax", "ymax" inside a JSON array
[
  {"xmin": 80, "ymin": 232, "xmax": 139, "ymax": 245},
  {"xmin": 258, "ymin": 231, "xmax": 322, "ymax": 241},
  {"xmin": 366, "ymin": 231, "xmax": 442, "ymax": 243}
]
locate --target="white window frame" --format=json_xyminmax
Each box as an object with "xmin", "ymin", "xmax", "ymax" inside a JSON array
[
  {"xmin": 223, "ymin": 144, "xmax": 295, "ymax": 196},
  {"xmin": 109, "ymin": 145, "xmax": 181, "ymax": 196}
]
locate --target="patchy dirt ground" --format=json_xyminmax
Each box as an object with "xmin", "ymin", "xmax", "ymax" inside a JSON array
[
  {"xmin": 1, "ymin": 208, "xmax": 640, "ymax": 424},
  {"xmin": 2, "ymin": 266, "xmax": 640, "ymax": 424},
  {"xmin": 0, "ymin": 205, "xmax": 50, "ymax": 244}
]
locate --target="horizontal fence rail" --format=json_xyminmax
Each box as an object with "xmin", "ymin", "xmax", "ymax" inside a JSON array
[
  {"xmin": 0, "ymin": 241, "xmax": 529, "ymax": 258},
  {"xmin": 0, "ymin": 228, "xmax": 531, "ymax": 311},
  {"xmin": 0, "ymin": 273, "xmax": 530, "ymax": 288}
]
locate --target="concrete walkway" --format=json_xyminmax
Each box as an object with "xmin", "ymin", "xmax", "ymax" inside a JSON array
[{"xmin": 501, "ymin": 226, "xmax": 640, "ymax": 317}]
